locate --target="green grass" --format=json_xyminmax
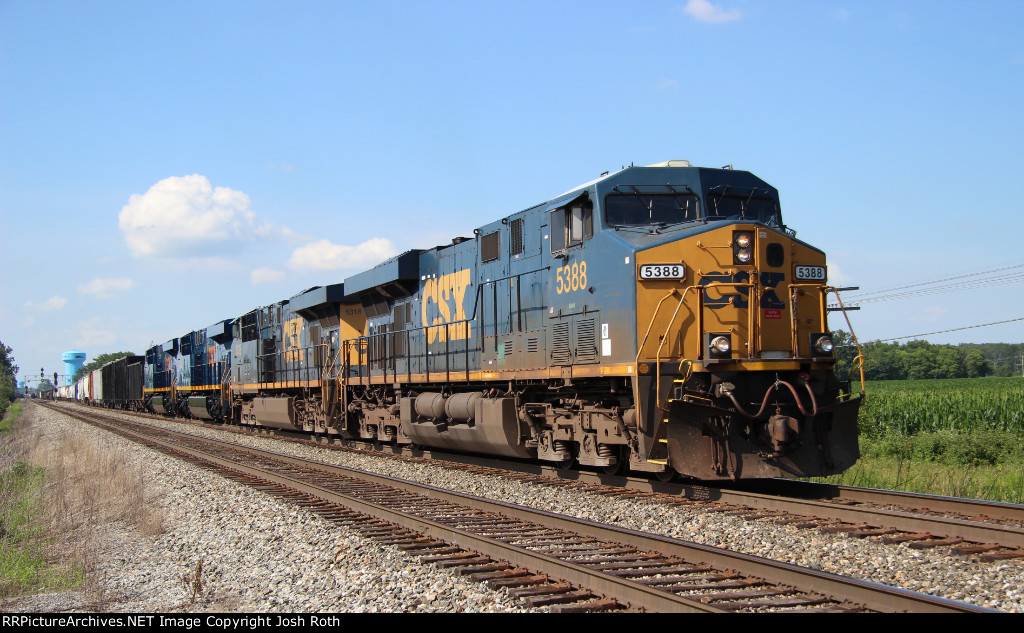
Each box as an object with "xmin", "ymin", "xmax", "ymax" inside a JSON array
[
  {"xmin": 813, "ymin": 377, "xmax": 1024, "ymax": 503},
  {"xmin": 0, "ymin": 400, "xmax": 22, "ymax": 435},
  {"xmin": 0, "ymin": 461, "xmax": 84, "ymax": 596},
  {"xmin": 859, "ymin": 376, "xmax": 1024, "ymax": 437},
  {"xmin": 0, "ymin": 402, "xmax": 87, "ymax": 596},
  {"xmin": 818, "ymin": 450, "xmax": 1024, "ymax": 504}
]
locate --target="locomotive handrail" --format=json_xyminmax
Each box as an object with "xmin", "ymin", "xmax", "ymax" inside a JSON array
[
  {"xmin": 255, "ymin": 343, "xmax": 325, "ymax": 389},
  {"xmin": 694, "ymin": 280, "xmax": 759, "ymax": 361},
  {"xmin": 340, "ymin": 265, "xmax": 552, "ymax": 387},
  {"xmin": 344, "ymin": 319, "xmax": 472, "ymax": 387},
  {"xmin": 788, "ymin": 282, "xmax": 828, "ymax": 359},
  {"xmin": 787, "ymin": 283, "xmax": 866, "ymax": 398},
  {"xmin": 634, "ymin": 288, "xmax": 681, "ymax": 455},
  {"xmin": 822, "ymin": 286, "xmax": 866, "ymax": 399},
  {"xmin": 640, "ymin": 281, "xmax": 757, "ymax": 424}
]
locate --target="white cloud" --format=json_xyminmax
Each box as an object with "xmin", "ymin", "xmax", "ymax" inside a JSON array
[
  {"xmin": 826, "ymin": 263, "xmax": 852, "ymax": 287},
  {"xmin": 287, "ymin": 238, "xmax": 397, "ymax": 272},
  {"xmin": 77, "ymin": 277, "xmax": 137, "ymax": 299},
  {"xmin": 657, "ymin": 78, "xmax": 679, "ymax": 90},
  {"xmin": 119, "ymin": 174, "xmax": 291, "ymax": 258},
  {"xmin": 77, "ymin": 329, "xmax": 118, "ymax": 347},
  {"xmin": 25, "ymin": 296, "xmax": 67, "ymax": 312},
  {"xmin": 683, "ymin": 0, "xmax": 742, "ymax": 23},
  {"xmin": 74, "ymin": 317, "xmax": 120, "ymax": 347},
  {"xmin": 251, "ymin": 267, "xmax": 286, "ymax": 284}
]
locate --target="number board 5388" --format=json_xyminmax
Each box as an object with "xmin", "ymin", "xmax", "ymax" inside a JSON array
[{"xmin": 638, "ymin": 264, "xmax": 685, "ymax": 280}]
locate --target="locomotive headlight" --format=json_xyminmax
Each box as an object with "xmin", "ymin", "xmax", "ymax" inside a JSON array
[
  {"xmin": 733, "ymin": 231, "xmax": 753, "ymax": 265},
  {"xmin": 711, "ymin": 336, "xmax": 731, "ymax": 354},
  {"xmin": 810, "ymin": 333, "xmax": 835, "ymax": 358},
  {"xmin": 704, "ymin": 333, "xmax": 732, "ymax": 361}
]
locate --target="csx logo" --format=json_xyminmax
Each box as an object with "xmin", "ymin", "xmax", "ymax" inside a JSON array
[
  {"xmin": 422, "ymin": 269, "xmax": 473, "ymax": 343},
  {"xmin": 699, "ymin": 271, "xmax": 786, "ymax": 310}
]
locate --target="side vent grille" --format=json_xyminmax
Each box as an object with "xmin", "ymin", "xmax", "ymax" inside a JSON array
[
  {"xmin": 551, "ymin": 323, "xmax": 571, "ymax": 365},
  {"xmin": 575, "ymin": 318, "xmax": 598, "ymax": 363},
  {"xmin": 510, "ymin": 218, "xmax": 524, "ymax": 255}
]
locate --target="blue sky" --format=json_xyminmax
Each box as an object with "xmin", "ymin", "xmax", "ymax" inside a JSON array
[{"xmin": 2, "ymin": 1, "xmax": 1022, "ymax": 385}]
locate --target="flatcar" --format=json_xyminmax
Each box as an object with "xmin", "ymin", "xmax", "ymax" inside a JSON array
[{"xmin": 110, "ymin": 160, "xmax": 863, "ymax": 480}]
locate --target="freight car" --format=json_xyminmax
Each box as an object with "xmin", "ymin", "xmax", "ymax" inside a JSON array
[
  {"xmin": 117, "ymin": 161, "xmax": 863, "ymax": 480},
  {"xmin": 99, "ymin": 355, "xmax": 144, "ymax": 410}
]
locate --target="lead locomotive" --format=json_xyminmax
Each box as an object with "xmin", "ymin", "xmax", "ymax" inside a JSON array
[{"xmin": 78, "ymin": 160, "xmax": 863, "ymax": 480}]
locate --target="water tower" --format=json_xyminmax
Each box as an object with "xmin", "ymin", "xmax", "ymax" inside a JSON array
[{"xmin": 62, "ymin": 350, "xmax": 86, "ymax": 386}]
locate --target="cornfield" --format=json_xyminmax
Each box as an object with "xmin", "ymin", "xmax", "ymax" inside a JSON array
[{"xmin": 859, "ymin": 377, "xmax": 1024, "ymax": 438}]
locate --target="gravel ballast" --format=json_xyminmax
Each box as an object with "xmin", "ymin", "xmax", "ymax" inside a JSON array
[{"xmin": 5, "ymin": 403, "xmax": 1023, "ymax": 613}]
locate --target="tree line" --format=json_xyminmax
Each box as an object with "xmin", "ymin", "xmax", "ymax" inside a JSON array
[
  {"xmin": 833, "ymin": 332, "xmax": 1024, "ymax": 381},
  {"xmin": 72, "ymin": 351, "xmax": 138, "ymax": 383},
  {"xmin": 1, "ymin": 339, "xmax": 18, "ymax": 418}
]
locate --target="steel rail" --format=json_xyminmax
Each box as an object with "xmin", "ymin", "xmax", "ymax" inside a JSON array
[
  {"xmin": 53, "ymin": 404, "xmax": 994, "ymax": 613},
  {"xmin": 45, "ymin": 403, "xmax": 1024, "ymax": 548},
  {"xmin": 740, "ymin": 479, "xmax": 1024, "ymax": 524},
  {"xmin": 388, "ymin": 445, "xmax": 1024, "ymax": 548}
]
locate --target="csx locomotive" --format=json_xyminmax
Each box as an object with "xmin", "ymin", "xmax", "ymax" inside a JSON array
[{"xmin": 64, "ymin": 161, "xmax": 864, "ymax": 480}]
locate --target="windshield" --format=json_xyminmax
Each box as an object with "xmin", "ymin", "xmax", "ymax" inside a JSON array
[
  {"xmin": 605, "ymin": 193, "xmax": 699, "ymax": 227},
  {"xmin": 705, "ymin": 189, "xmax": 781, "ymax": 226}
]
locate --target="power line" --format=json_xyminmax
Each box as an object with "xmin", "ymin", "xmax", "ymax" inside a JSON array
[
  {"xmin": 842, "ymin": 270, "xmax": 1024, "ymax": 304},
  {"xmin": 844, "ymin": 262, "xmax": 1024, "ymax": 300},
  {"xmin": 874, "ymin": 316, "xmax": 1024, "ymax": 342}
]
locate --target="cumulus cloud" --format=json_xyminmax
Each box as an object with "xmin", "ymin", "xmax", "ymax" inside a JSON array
[
  {"xmin": 77, "ymin": 277, "xmax": 137, "ymax": 299},
  {"xmin": 826, "ymin": 263, "xmax": 851, "ymax": 287},
  {"xmin": 683, "ymin": 0, "xmax": 742, "ymax": 23},
  {"xmin": 287, "ymin": 238, "xmax": 397, "ymax": 272},
  {"xmin": 25, "ymin": 296, "xmax": 67, "ymax": 311},
  {"xmin": 74, "ymin": 316, "xmax": 120, "ymax": 347},
  {"xmin": 77, "ymin": 329, "xmax": 118, "ymax": 347},
  {"xmin": 251, "ymin": 267, "xmax": 286, "ymax": 284},
  {"xmin": 119, "ymin": 174, "xmax": 292, "ymax": 258}
]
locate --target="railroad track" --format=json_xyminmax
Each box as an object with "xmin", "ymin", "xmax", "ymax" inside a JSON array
[
  {"xmin": 45, "ymin": 402, "xmax": 1024, "ymax": 559},
  {"xmin": 43, "ymin": 403, "xmax": 994, "ymax": 613}
]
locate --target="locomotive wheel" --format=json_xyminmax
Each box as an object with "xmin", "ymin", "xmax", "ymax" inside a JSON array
[
  {"xmin": 556, "ymin": 452, "xmax": 576, "ymax": 471},
  {"xmin": 655, "ymin": 469, "xmax": 678, "ymax": 483},
  {"xmin": 601, "ymin": 446, "xmax": 627, "ymax": 476}
]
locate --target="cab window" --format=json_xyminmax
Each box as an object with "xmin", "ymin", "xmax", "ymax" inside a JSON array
[{"xmin": 550, "ymin": 202, "xmax": 593, "ymax": 253}]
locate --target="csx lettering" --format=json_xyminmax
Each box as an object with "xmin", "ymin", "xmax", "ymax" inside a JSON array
[
  {"xmin": 422, "ymin": 269, "xmax": 473, "ymax": 343},
  {"xmin": 555, "ymin": 260, "xmax": 588, "ymax": 295},
  {"xmin": 699, "ymin": 271, "xmax": 785, "ymax": 310}
]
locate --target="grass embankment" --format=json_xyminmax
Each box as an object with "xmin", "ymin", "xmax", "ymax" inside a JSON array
[
  {"xmin": 0, "ymin": 402, "xmax": 163, "ymax": 599},
  {"xmin": 815, "ymin": 377, "xmax": 1024, "ymax": 503}
]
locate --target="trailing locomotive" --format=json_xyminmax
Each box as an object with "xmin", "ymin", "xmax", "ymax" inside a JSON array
[{"xmin": 72, "ymin": 161, "xmax": 865, "ymax": 480}]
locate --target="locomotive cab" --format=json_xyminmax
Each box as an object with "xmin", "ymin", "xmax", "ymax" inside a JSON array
[{"xmin": 619, "ymin": 165, "xmax": 863, "ymax": 479}]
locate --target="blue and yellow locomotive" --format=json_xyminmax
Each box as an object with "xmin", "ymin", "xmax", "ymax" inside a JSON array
[{"xmin": 134, "ymin": 160, "xmax": 862, "ymax": 480}]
